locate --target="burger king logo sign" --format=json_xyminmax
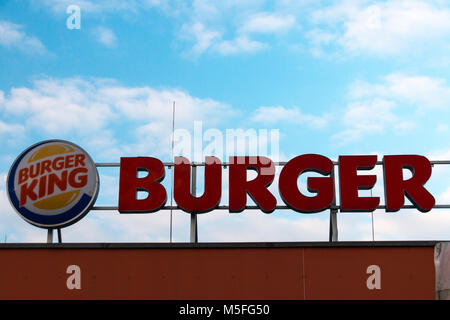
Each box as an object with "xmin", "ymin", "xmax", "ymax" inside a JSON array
[{"xmin": 7, "ymin": 140, "xmax": 99, "ymax": 229}]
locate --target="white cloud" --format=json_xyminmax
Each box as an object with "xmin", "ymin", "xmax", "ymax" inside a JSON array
[
  {"xmin": 0, "ymin": 120, "xmax": 25, "ymax": 139},
  {"xmin": 0, "ymin": 172, "xmax": 45, "ymax": 242},
  {"xmin": 181, "ymin": 23, "xmax": 267, "ymax": 56},
  {"xmin": 372, "ymin": 210, "xmax": 450, "ymax": 241},
  {"xmin": 333, "ymin": 72, "xmax": 450, "ymax": 145},
  {"xmin": 252, "ymin": 105, "xmax": 329, "ymax": 128},
  {"xmin": 40, "ymin": 1, "xmax": 274, "ymax": 57},
  {"xmin": 427, "ymin": 149, "xmax": 450, "ymax": 161},
  {"xmin": 438, "ymin": 187, "xmax": 450, "ymax": 204},
  {"xmin": 0, "ymin": 20, "xmax": 46, "ymax": 54},
  {"xmin": 180, "ymin": 22, "xmax": 221, "ymax": 55},
  {"xmin": 0, "ymin": 92, "xmax": 26, "ymax": 143},
  {"xmin": 1, "ymin": 78, "xmax": 113, "ymax": 135},
  {"xmin": 175, "ymin": 2, "xmax": 303, "ymax": 56},
  {"xmin": 306, "ymin": 28, "xmax": 336, "ymax": 46},
  {"xmin": 36, "ymin": 0, "xmax": 450, "ymax": 58},
  {"xmin": 0, "ymin": 76, "xmax": 235, "ymax": 161},
  {"xmin": 240, "ymin": 12, "xmax": 296, "ymax": 34},
  {"xmin": 436, "ymin": 124, "xmax": 449, "ymax": 133},
  {"xmin": 310, "ymin": 0, "xmax": 450, "ymax": 56},
  {"xmin": 37, "ymin": 1, "xmax": 293, "ymax": 57},
  {"xmin": 343, "ymin": 99, "xmax": 396, "ymax": 132},
  {"xmin": 94, "ymin": 26, "xmax": 117, "ymax": 48},
  {"xmin": 214, "ymin": 36, "xmax": 268, "ymax": 55},
  {"xmin": 332, "ymin": 100, "xmax": 412, "ymax": 144},
  {"xmin": 99, "ymin": 85, "xmax": 233, "ymax": 125},
  {"xmin": 350, "ymin": 74, "xmax": 450, "ymax": 110},
  {"xmin": 1, "ymin": 77, "xmax": 233, "ymax": 130}
]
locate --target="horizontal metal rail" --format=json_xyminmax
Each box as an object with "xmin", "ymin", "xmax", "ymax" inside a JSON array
[{"xmin": 92, "ymin": 204, "xmax": 450, "ymax": 211}]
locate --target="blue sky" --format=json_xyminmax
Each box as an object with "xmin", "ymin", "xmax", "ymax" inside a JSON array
[{"xmin": 1, "ymin": 0, "xmax": 450, "ymax": 243}]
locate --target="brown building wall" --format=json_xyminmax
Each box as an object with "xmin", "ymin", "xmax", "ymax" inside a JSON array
[{"xmin": 0, "ymin": 242, "xmax": 436, "ymax": 300}]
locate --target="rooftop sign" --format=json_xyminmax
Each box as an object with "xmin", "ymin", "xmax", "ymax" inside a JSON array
[
  {"xmin": 7, "ymin": 140, "xmax": 99, "ymax": 229},
  {"xmin": 118, "ymin": 154, "xmax": 435, "ymax": 214},
  {"xmin": 7, "ymin": 140, "xmax": 437, "ymax": 230}
]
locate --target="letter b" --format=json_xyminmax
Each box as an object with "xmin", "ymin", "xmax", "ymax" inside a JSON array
[{"xmin": 118, "ymin": 157, "xmax": 167, "ymax": 213}]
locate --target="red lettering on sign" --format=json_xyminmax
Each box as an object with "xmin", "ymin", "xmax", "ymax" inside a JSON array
[
  {"xmin": 48, "ymin": 170, "xmax": 68, "ymax": 195},
  {"xmin": 339, "ymin": 155, "xmax": 380, "ymax": 212},
  {"xmin": 75, "ymin": 154, "xmax": 86, "ymax": 167},
  {"xmin": 65, "ymin": 154, "xmax": 75, "ymax": 169},
  {"xmin": 19, "ymin": 179, "xmax": 38, "ymax": 207},
  {"xmin": 115, "ymin": 154, "xmax": 438, "ymax": 214},
  {"xmin": 229, "ymin": 156, "xmax": 276, "ymax": 213},
  {"xmin": 29, "ymin": 163, "xmax": 40, "ymax": 179},
  {"xmin": 18, "ymin": 167, "xmax": 29, "ymax": 184},
  {"xmin": 174, "ymin": 156, "xmax": 222, "ymax": 213},
  {"xmin": 279, "ymin": 154, "xmax": 334, "ymax": 213},
  {"xmin": 118, "ymin": 157, "xmax": 167, "ymax": 213},
  {"xmin": 39, "ymin": 175, "xmax": 47, "ymax": 198},
  {"xmin": 40, "ymin": 160, "xmax": 52, "ymax": 175},
  {"xmin": 383, "ymin": 155, "xmax": 435, "ymax": 212},
  {"xmin": 53, "ymin": 157, "xmax": 65, "ymax": 170},
  {"xmin": 68, "ymin": 167, "xmax": 88, "ymax": 188}
]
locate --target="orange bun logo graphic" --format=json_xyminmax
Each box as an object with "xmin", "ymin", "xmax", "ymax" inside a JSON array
[{"xmin": 7, "ymin": 140, "xmax": 99, "ymax": 228}]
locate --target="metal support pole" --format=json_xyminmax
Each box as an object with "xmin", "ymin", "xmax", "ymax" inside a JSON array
[
  {"xmin": 329, "ymin": 209, "xmax": 338, "ymax": 242},
  {"xmin": 57, "ymin": 228, "xmax": 62, "ymax": 243},
  {"xmin": 190, "ymin": 165, "xmax": 198, "ymax": 243},
  {"xmin": 370, "ymin": 188, "xmax": 375, "ymax": 241},
  {"xmin": 47, "ymin": 228, "xmax": 53, "ymax": 244},
  {"xmin": 329, "ymin": 167, "xmax": 338, "ymax": 242}
]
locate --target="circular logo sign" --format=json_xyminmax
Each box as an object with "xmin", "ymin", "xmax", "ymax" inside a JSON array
[{"xmin": 7, "ymin": 140, "xmax": 99, "ymax": 229}]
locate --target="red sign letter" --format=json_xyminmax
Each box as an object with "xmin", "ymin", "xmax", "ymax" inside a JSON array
[
  {"xmin": 229, "ymin": 156, "xmax": 276, "ymax": 213},
  {"xmin": 174, "ymin": 156, "xmax": 222, "ymax": 213},
  {"xmin": 279, "ymin": 154, "xmax": 334, "ymax": 213},
  {"xmin": 19, "ymin": 179, "xmax": 38, "ymax": 207},
  {"xmin": 339, "ymin": 155, "xmax": 380, "ymax": 212},
  {"xmin": 383, "ymin": 155, "xmax": 435, "ymax": 212},
  {"xmin": 118, "ymin": 157, "xmax": 167, "ymax": 213}
]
